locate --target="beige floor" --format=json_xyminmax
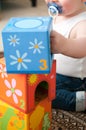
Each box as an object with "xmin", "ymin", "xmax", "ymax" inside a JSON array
[{"xmin": 0, "ymin": 0, "xmax": 48, "ymax": 52}]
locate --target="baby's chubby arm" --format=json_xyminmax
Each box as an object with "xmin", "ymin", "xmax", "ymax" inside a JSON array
[{"xmin": 50, "ymin": 20, "xmax": 86, "ymax": 58}]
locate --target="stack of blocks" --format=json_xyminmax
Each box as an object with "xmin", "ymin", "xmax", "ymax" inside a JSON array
[{"xmin": 0, "ymin": 17, "xmax": 56, "ymax": 130}]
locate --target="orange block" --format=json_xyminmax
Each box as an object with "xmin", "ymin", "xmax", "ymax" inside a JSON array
[{"xmin": 0, "ymin": 58, "xmax": 56, "ymax": 113}]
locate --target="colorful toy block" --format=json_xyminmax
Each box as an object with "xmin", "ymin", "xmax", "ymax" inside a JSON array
[
  {"xmin": 0, "ymin": 98, "xmax": 52, "ymax": 130},
  {"xmin": 2, "ymin": 17, "xmax": 53, "ymax": 74},
  {"xmin": 0, "ymin": 58, "xmax": 56, "ymax": 113}
]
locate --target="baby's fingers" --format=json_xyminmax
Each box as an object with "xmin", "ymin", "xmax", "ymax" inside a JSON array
[{"xmin": 50, "ymin": 30, "xmax": 57, "ymax": 37}]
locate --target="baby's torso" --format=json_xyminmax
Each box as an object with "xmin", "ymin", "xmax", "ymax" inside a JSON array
[{"xmin": 53, "ymin": 12, "xmax": 86, "ymax": 79}]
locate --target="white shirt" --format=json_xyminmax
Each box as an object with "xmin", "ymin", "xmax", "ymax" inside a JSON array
[{"xmin": 53, "ymin": 12, "xmax": 86, "ymax": 79}]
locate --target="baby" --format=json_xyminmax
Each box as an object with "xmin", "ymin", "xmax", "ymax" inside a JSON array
[{"xmin": 45, "ymin": 0, "xmax": 86, "ymax": 111}]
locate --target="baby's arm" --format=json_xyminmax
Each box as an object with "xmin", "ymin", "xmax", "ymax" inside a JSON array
[{"xmin": 51, "ymin": 20, "xmax": 86, "ymax": 58}]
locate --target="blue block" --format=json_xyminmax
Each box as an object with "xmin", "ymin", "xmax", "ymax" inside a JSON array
[{"xmin": 2, "ymin": 17, "xmax": 53, "ymax": 74}]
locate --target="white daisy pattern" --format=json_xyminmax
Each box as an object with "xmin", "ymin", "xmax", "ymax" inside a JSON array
[
  {"xmin": 10, "ymin": 50, "xmax": 31, "ymax": 70},
  {"xmin": 28, "ymin": 38, "xmax": 45, "ymax": 54},
  {"xmin": 7, "ymin": 35, "xmax": 20, "ymax": 47},
  {"xmin": 4, "ymin": 78, "xmax": 22, "ymax": 104},
  {"xmin": 0, "ymin": 64, "xmax": 8, "ymax": 78}
]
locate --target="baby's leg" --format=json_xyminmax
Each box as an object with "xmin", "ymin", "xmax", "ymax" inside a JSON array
[
  {"xmin": 52, "ymin": 74, "xmax": 86, "ymax": 111},
  {"xmin": 52, "ymin": 89, "xmax": 76, "ymax": 111}
]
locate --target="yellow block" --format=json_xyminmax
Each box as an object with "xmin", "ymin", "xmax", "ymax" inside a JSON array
[{"xmin": 0, "ymin": 98, "xmax": 52, "ymax": 130}]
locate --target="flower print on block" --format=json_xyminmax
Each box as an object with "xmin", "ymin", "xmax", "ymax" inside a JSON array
[
  {"xmin": 0, "ymin": 64, "xmax": 8, "ymax": 78},
  {"xmin": 10, "ymin": 50, "xmax": 31, "ymax": 70},
  {"xmin": 4, "ymin": 78, "xmax": 22, "ymax": 104},
  {"xmin": 7, "ymin": 34, "xmax": 20, "ymax": 47},
  {"xmin": 28, "ymin": 38, "xmax": 45, "ymax": 54}
]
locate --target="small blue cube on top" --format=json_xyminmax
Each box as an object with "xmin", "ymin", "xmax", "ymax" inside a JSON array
[{"xmin": 2, "ymin": 17, "xmax": 53, "ymax": 74}]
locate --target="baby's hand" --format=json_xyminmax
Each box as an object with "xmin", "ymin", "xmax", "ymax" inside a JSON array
[
  {"xmin": 50, "ymin": 30, "xmax": 66, "ymax": 54},
  {"xmin": 50, "ymin": 31, "xmax": 59, "ymax": 53}
]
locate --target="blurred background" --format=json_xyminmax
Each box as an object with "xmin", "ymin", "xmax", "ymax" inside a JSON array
[{"xmin": 0, "ymin": 0, "xmax": 48, "ymax": 52}]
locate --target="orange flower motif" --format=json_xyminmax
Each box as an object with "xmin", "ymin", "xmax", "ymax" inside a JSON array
[
  {"xmin": 10, "ymin": 121, "xmax": 14, "ymax": 126},
  {"xmin": 0, "ymin": 112, "xmax": 3, "ymax": 117},
  {"xmin": 17, "ymin": 112, "xmax": 24, "ymax": 120}
]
